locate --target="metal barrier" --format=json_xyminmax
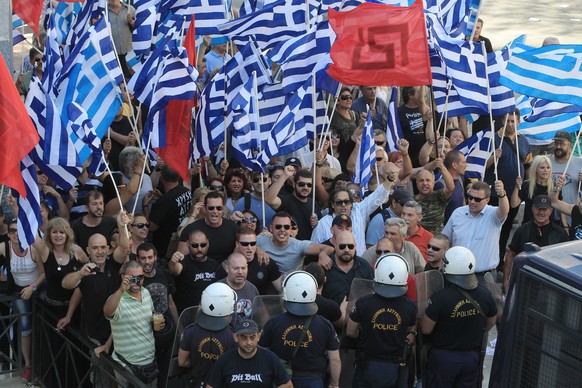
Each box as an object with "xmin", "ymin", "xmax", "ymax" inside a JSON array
[{"xmin": 0, "ymin": 293, "xmax": 24, "ymax": 376}]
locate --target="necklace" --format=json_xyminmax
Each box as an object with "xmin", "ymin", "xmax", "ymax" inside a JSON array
[{"xmin": 55, "ymin": 253, "xmax": 69, "ymax": 272}]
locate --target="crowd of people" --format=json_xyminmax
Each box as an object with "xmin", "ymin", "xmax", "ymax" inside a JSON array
[{"xmin": 4, "ymin": 4, "xmax": 579, "ymax": 388}]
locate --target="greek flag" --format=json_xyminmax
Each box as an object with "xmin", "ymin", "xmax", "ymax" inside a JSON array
[
  {"xmin": 500, "ymin": 44, "xmax": 582, "ymax": 108},
  {"xmin": 16, "ymin": 155, "xmax": 41, "ymax": 250},
  {"xmin": 425, "ymin": 0, "xmax": 470, "ymax": 34},
  {"xmin": 52, "ymin": 2, "xmax": 82, "ymax": 45},
  {"xmin": 257, "ymin": 81, "xmax": 287, "ymax": 137},
  {"xmin": 516, "ymin": 95, "xmax": 581, "ymax": 142},
  {"xmin": 463, "ymin": 0, "xmax": 482, "ymax": 38},
  {"xmin": 431, "ymin": 54, "xmax": 476, "ymax": 117},
  {"xmin": 67, "ymin": 103, "xmax": 106, "ymax": 176},
  {"xmin": 217, "ymin": 0, "xmax": 310, "ymax": 51},
  {"xmin": 55, "ymin": 16, "xmax": 123, "ymax": 163},
  {"xmin": 455, "ymin": 129, "xmax": 493, "ymax": 180},
  {"xmin": 13, "ymin": 30, "xmax": 25, "ymax": 46},
  {"xmin": 65, "ymin": 0, "xmax": 106, "ymax": 58},
  {"xmin": 239, "ymin": 0, "xmax": 279, "ymax": 16},
  {"xmin": 42, "ymin": 17, "xmax": 64, "ymax": 92},
  {"xmin": 353, "ymin": 110, "xmax": 376, "ymax": 195},
  {"xmin": 521, "ymin": 97, "xmax": 582, "ymax": 123},
  {"xmin": 132, "ymin": 5, "xmax": 158, "ymax": 56},
  {"xmin": 190, "ymin": 0, "xmax": 228, "ymax": 35},
  {"xmin": 385, "ymin": 87, "xmax": 404, "ymax": 153}
]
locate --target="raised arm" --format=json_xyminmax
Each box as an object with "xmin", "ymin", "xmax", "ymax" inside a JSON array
[
  {"xmin": 494, "ymin": 180, "xmax": 509, "ymax": 221},
  {"xmin": 265, "ymin": 166, "xmax": 294, "ymax": 210}
]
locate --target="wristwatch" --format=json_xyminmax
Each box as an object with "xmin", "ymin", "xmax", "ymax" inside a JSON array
[{"xmin": 30, "ymin": 284, "xmax": 37, "ymax": 292}]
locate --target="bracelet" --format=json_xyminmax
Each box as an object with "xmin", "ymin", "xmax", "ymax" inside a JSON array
[
  {"xmin": 407, "ymin": 330, "xmax": 417, "ymax": 336},
  {"xmin": 427, "ymin": 138, "xmax": 435, "ymax": 145},
  {"xmin": 66, "ymin": 315, "xmax": 72, "ymax": 321},
  {"xmin": 498, "ymin": 192, "xmax": 507, "ymax": 198},
  {"xmin": 30, "ymin": 284, "xmax": 37, "ymax": 292}
]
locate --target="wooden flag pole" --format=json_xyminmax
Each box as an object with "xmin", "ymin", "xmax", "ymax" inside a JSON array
[
  {"xmin": 514, "ymin": 112, "xmax": 521, "ymax": 182},
  {"xmin": 482, "ymin": 41, "xmax": 498, "ymax": 181}
]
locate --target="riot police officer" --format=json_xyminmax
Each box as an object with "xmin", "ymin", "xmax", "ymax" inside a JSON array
[
  {"xmin": 259, "ymin": 271, "xmax": 341, "ymax": 388},
  {"xmin": 346, "ymin": 254, "xmax": 417, "ymax": 388},
  {"xmin": 421, "ymin": 246, "xmax": 497, "ymax": 388},
  {"xmin": 177, "ymin": 283, "xmax": 238, "ymax": 387}
]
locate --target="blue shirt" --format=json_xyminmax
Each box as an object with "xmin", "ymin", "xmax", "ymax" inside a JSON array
[
  {"xmin": 204, "ymin": 50, "xmax": 231, "ymax": 79},
  {"xmin": 233, "ymin": 194, "xmax": 276, "ymax": 230},
  {"xmin": 351, "ymin": 97, "xmax": 389, "ymax": 130},
  {"xmin": 484, "ymin": 132, "xmax": 531, "ymax": 197}
]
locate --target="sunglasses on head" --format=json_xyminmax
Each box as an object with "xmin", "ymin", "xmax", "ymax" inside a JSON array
[
  {"xmin": 427, "ymin": 244, "xmax": 441, "ymax": 252},
  {"xmin": 340, "ymin": 94, "xmax": 353, "ymax": 101},
  {"xmin": 338, "ymin": 243, "xmax": 355, "ymax": 250},
  {"xmin": 239, "ymin": 241, "xmax": 257, "ymax": 247},
  {"xmin": 207, "ymin": 205, "xmax": 223, "ymax": 211},
  {"xmin": 132, "ymin": 223, "xmax": 150, "ymax": 229},
  {"xmin": 274, "ymin": 224, "xmax": 291, "ymax": 230},
  {"xmin": 466, "ymin": 194, "xmax": 486, "ymax": 203},
  {"xmin": 209, "ymin": 185, "xmax": 224, "ymax": 191},
  {"xmin": 190, "ymin": 242, "xmax": 208, "ymax": 249},
  {"xmin": 376, "ymin": 249, "xmax": 391, "ymax": 255},
  {"xmin": 252, "ymin": 176, "xmax": 268, "ymax": 183},
  {"xmin": 297, "ymin": 182, "xmax": 312, "ymax": 188},
  {"xmin": 334, "ymin": 199, "xmax": 351, "ymax": 206}
]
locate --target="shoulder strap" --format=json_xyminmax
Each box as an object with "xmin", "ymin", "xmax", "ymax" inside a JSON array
[
  {"xmin": 292, "ymin": 315, "xmax": 313, "ymax": 359},
  {"xmin": 244, "ymin": 192, "xmax": 251, "ymax": 212},
  {"xmin": 114, "ymin": 351, "xmax": 133, "ymax": 367},
  {"xmin": 455, "ymin": 286, "xmax": 485, "ymax": 318}
]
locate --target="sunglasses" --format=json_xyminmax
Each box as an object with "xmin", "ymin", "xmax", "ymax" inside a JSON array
[
  {"xmin": 340, "ymin": 94, "xmax": 353, "ymax": 101},
  {"xmin": 207, "ymin": 206, "xmax": 223, "ymax": 211},
  {"xmin": 467, "ymin": 194, "xmax": 487, "ymax": 203},
  {"xmin": 190, "ymin": 243, "xmax": 208, "ymax": 249},
  {"xmin": 239, "ymin": 241, "xmax": 257, "ymax": 247},
  {"xmin": 331, "ymin": 133, "xmax": 340, "ymax": 139},
  {"xmin": 338, "ymin": 243, "xmax": 355, "ymax": 250},
  {"xmin": 252, "ymin": 176, "xmax": 268, "ymax": 183},
  {"xmin": 8, "ymin": 228, "xmax": 17, "ymax": 234},
  {"xmin": 291, "ymin": 225, "xmax": 298, "ymax": 231},
  {"xmin": 376, "ymin": 249, "xmax": 391, "ymax": 255},
  {"xmin": 376, "ymin": 157, "xmax": 385, "ymax": 162},
  {"xmin": 296, "ymin": 182, "xmax": 313, "ymax": 188},
  {"xmin": 132, "ymin": 223, "xmax": 150, "ymax": 229},
  {"xmin": 427, "ymin": 244, "xmax": 441, "ymax": 252},
  {"xmin": 375, "ymin": 140, "xmax": 386, "ymax": 146},
  {"xmin": 322, "ymin": 177, "xmax": 334, "ymax": 183},
  {"xmin": 209, "ymin": 185, "xmax": 224, "ymax": 191},
  {"xmin": 242, "ymin": 217, "xmax": 257, "ymax": 223},
  {"xmin": 274, "ymin": 224, "xmax": 291, "ymax": 230},
  {"xmin": 36, "ymin": 170, "xmax": 45, "ymax": 176},
  {"xmin": 334, "ymin": 199, "xmax": 351, "ymax": 206}
]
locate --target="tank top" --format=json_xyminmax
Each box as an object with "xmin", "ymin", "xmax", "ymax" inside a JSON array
[
  {"xmin": 10, "ymin": 243, "xmax": 42, "ymax": 287},
  {"xmin": 44, "ymin": 251, "xmax": 80, "ymax": 301}
]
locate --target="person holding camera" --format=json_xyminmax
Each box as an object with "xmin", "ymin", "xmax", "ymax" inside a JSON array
[{"xmin": 104, "ymin": 260, "xmax": 159, "ymax": 387}]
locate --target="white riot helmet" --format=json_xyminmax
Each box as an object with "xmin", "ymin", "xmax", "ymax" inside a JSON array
[
  {"xmin": 282, "ymin": 271, "xmax": 318, "ymax": 316},
  {"xmin": 374, "ymin": 254, "xmax": 409, "ymax": 298},
  {"xmin": 197, "ymin": 283, "xmax": 237, "ymax": 331},
  {"xmin": 443, "ymin": 246, "xmax": 478, "ymax": 290}
]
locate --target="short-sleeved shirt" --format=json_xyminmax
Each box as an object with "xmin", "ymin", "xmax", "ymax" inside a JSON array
[
  {"xmin": 108, "ymin": 3, "xmax": 135, "ymax": 54},
  {"xmin": 322, "ymin": 255, "xmax": 374, "ymax": 305},
  {"xmin": 405, "ymin": 225, "xmax": 433, "ymax": 262},
  {"xmin": 233, "ymin": 194, "xmax": 276, "ymax": 230},
  {"xmin": 142, "ymin": 267, "xmax": 176, "ymax": 320},
  {"xmin": 218, "ymin": 279, "xmax": 259, "ymax": 319},
  {"xmin": 173, "ymin": 256, "xmax": 221, "ymax": 313},
  {"xmin": 315, "ymin": 295, "xmax": 342, "ymax": 324},
  {"xmin": 216, "ymin": 256, "xmax": 281, "ymax": 295},
  {"xmin": 551, "ymin": 155, "xmax": 582, "ymax": 223},
  {"xmin": 257, "ymin": 235, "xmax": 312, "ymax": 273},
  {"xmin": 149, "ymin": 185, "xmax": 192, "ymax": 257},
  {"xmin": 516, "ymin": 180, "xmax": 560, "ymax": 225},
  {"xmin": 508, "ymin": 221, "xmax": 568, "ymax": 254},
  {"xmin": 72, "ymin": 216, "xmax": 118, "ymax": 254},
  {"xmin": 435, "ymin": 177, "xmax": 465, "ymax": 225},
  {"xmin": 204, "ymin": 50, "xmax": 231, "ymax": 77},
  {"xmin": 259, "ymin": 313, "xmax": 340, "ymax": 374},
  {"xmin": 206, "ymin": 347, "xmax": 290, "ymax": 387},
  {"xmin": 398, "ymin": 105, "xmax": 426, "ymax": 167},
  {"xmin": 276, "ymin": 194, "xmax": 322, "ymax": 241},
  {"xmin": 179, "ymin": 219, "xmax": 239, "ymax": 262},
  {"xmin": 417, "ymin": 190, "xmax": 449, "ymax": 235},
  {"xmin": 425, "ymin": 285, "xmax": 497, "ymax": 351},
  {"xmin": 350, "ymin": 294, "xmax": 417, "ymax": 360}
]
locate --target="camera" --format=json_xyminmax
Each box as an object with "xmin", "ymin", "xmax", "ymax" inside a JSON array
[
  {"xmin": 89, "ymin": 266, "xmax": 99, "ymax": 273},
  {"xmin": 128, "ymin": 275, "xmax": 142, "ymax": 285}
]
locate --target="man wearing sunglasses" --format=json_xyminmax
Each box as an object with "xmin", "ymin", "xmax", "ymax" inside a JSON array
[
  {"xmin": 424, "ymin": 234, "xmax": 450, "ymax": 271},
  {"xmin": 233, "ymin": 171, "xmax": 276, "ymax": 230},
  {"xmin": 442, "ymin": 180, "xmax": 509, "ymax": 286},
  {"xmin": 352, "ymin": 86, "xmax": 389, "ymax": 130}
]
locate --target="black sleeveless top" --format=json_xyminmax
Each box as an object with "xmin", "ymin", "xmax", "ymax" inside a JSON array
[{"xmin": 44, "ymin": 251, "xmax": 80, "ymax": 301}]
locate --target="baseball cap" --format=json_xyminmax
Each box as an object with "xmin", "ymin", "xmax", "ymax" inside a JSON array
[
  {"xmin": 391, "ymin": 188, "xmax": 413, "ymax": 205},
  {"xmin": 332, "ymin": 214, "xmax": 352, "ymax": 227},
  {"xmin": 553, "ymin": 131, "xmax": 572, "ymax": 143},
  {"xmin": 533, "ymin": 195, "xmax": 552, "ymax": 209},
  {"xmin": 285, "ymin": 157, "xmax": 301, "ymax": 168},
  {"xmin": 210, "ymin": 36, "xmax": 229, "ymax": 45},
  {"xmin": 235, "ymin": 319, "xmax": 259, "ymax": 334}
]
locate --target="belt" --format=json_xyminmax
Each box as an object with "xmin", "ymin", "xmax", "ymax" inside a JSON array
[
  {"xmin": 43, "ymin": 295, "xmax": 70, "ymax": 307},
  {"xmin": 475, "ymin": 269, "xmax": 495, "ymax": 275}
]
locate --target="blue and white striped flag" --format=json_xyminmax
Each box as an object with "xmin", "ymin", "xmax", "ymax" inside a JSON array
[
  {"xmin": 67, "ymin": 102, "xmax": 106, "ymax": 176},
  {"xmin": 217, "ymin": 0, "xmax": 310, "ymax": 51},
  {"xmin": 454, "ymin": 129, "xmax": 493, "ymax": 180},
  {"xmin": 42, "ymin": 17, "xmax": 64, "ymax": 93},
  {"xmin": 191, "ymin": 0, "xmax": 228, "ymax": 35},
  {"xmin": 65, "ymin": 0, "xmax": 106, "ymax": 59},
  {"xmin": 353, "ymin": 110, "xmax": 376, "ymax": 195},
  {"xmin": 132, "ymin": 4, "xmax": 158, "ymax": 56},
  {"xmin": 13, "ymin": 30, "xmax": 25, "ymax": 46},
  {"xmin": 12, "ymin": 13, "xmax": 24, "ymax": 29},
  {"xmin": 257, "ymin": 81, "xmax": 287, "ymax": 139},
  {"xmin": 385, "ymin": 87, "xmax": 404, "ymax": 153},
  {"xmin": 52, "ymin": 2, "xmax": 82, "ymax": 45},
  {"xmin": 463, "ymin": 0, "xmax": 481, "ymax": 39},
  {"xmin": 239, "ymin": 0, "xmax": 279, "ymax": 16},
  {"xmin": 425, "ymin": 0, "xmax": 469, "ymax": 35},
  {"xmin": 431, "ymin": 54, "xmax": 477, "ymax": 117},
  {"xmin": 516, "ymin": 95, "xmax": 581, "ymax": 141},
  {"xmin": 500, "ymin": 44, "xmax": 582, "ymax": 108},
  {"xmin": 16, "ymin": 155, "xmax": 41, "ymax": 249},
  {"xmin": 521, "ymin": 97, "xmax": 582, "ymax": 123}
]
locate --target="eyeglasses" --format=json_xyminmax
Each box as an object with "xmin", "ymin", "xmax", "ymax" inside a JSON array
[
  {"xmin": 334, "ymin": 199, "xmax": 352, "ymax": 206},
  {"xmin": 242, "ymin": 217, "xmax": 257, "ymax": 223},
  {"xmin": 131, "ymin": 223, "xmax": 150, "ymax": 229},
  {"xmin": 207, "ymin": 206, "xmax": 223, "ymax": 211},
  {"xmin": 291, "ymin": 225, "xmax": 298, "ymax": 231},
  {"xmin": 376, "ymin": 249, "xmax": 391, "ymax": 255},
  {"xmin": 338, "ymin": 243, "xmax": 355, "ymax": 250},
  {"xmin": 340, "ymin": 94, "xmax": 353, "ymax": 101},
  {"xmin": 209, "ymin": 185, "xmax": 224, "ymax": 191},
  {"xmin": 34, "ymin": 58, "xmax": 43, "ymax": 63},
  {"xmin": 467, "ymin": 194, "xmax": 487, "ymax": 203},
  {"xmin": 296, "ymin": 182, "xmax": 313, "ymax": 188},
  {"xmin": 190, "ymin": 243, "xmax": 208, "ymax": 248},
  {"xmin": 36, "ymin": 170, "xmax": 45, "ymax": 176},
  {"xmin": 8, "ymin": 228, "xmax": 17, "ymax": 234},
  {"xmin": 427, "ymin": 244, "xmax": 441, "ymax": 252},
  {"xmin": 322, "ymin": 177, "xmax": 334, "ymax": 183},
  {"xmin": 375, "ymin": 140, "xmax": 386, "ymax": 146},
  {"xmin": 274, "ymin": 224, "xmax": 291, "ymax": 230},
  {"xmin": 376, "ymin": 157, "xmax": 385, "ymax": 162},
  {"xmin": 252, "ymin": 176, "xmax": 268, "ymax": 183},
  {"xmin": 239, "ymin": 241, "xmax": 257, "ymax": 246}
]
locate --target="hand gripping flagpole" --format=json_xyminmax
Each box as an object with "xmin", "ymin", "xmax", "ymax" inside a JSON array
[
  {"xmin": 482, "ymin": 41, "xmax": 498, "ymax": 181},
  {"xmin": 131, "ymin": 134, "xmax": 152, "ymax": 215}
]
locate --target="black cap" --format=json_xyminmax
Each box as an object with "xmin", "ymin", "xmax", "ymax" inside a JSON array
[
  {"xmin": 533, "ymin": 195, "xmax": 552, "ymax": 209},
  {"xmin": 553, "ymin": 131, "xmax": 572, "ymax": 143},
  {"xmin": 285, "ymin": 157, "xmax": 301, "ymax": 168},
  {"xmin": 235, "ymin": 319, "xmax": 259, "ymax": 334},
  {"xmin": 391, "ymin": 188, "xmax": 413, "ymax": 205},
  {"xmin": 332, "ymin": 214, "xmax": 352, "ymax": 227}
]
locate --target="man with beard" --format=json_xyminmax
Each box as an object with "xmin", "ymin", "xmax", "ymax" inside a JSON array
[
  {"xmin": 219, "ymin": 253, "xmax": 259, "ymax": 320},
  {"xmin": 321, "ymin": 231, "xmax": 374, "ymax": 306},
  {"xmin": 435, "ymin": 150, "xmax": 468, "ymax": 224},
  {"xmin": 257, "ymin": 212, "xmax": 335, "ymax": 273},
  {"xmin": 414, "ymin": 160, "xmax": 455, "ymax": 235},
  {"xmin": 550, "ymin": 131, "xmax": 582, "ymax": 224},
  {"xmin": 265, "ymin": 168, "xmax": 322, "ymax": 241},
  {"xmin": 169, "ymin": 230, "xmax": 221, "ymax": 313},
  {"xmin": 178, "ymin": 191, "xmax": 239, "ymax": 262},
  {"xmin": 351, "ymin": 86, "xmax": 389, "ymax": 130},
  {"xmin": 71, "ymin": 191, "xmax": 118, "ymax": 254},
  {"xmin": 233, "ymin": 170, "xmax": 276, "ymax": 230}
]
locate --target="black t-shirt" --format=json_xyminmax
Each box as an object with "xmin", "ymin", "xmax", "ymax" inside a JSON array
[
  {"xmin": 276, "ymin": 193, "xmax": 321, "ymax": 241},
  {"xmin": 517, "ymin": 181, "xmax": 561, "ymax": 224},
  {"xmin": 206, "ymin": 347, "xmax": 290, "ymax": 387},
  {"xmin": 315, "ymin": 294, "xmax": 342, "ymax": 324},
  {"xmin": 179, "ymin": 323, "xmax": 236, "ymax": 380},
  {"xmin": 259, "ymin": 312, "xmax": 340, "ymax": 374},
  {"xmin": 108, "ymin": 116, "xmax": 133, "ymax": 171},
  {"xmin": 322, "ymin": 255, "xmax": 374, "ymax": 306},
  {"xmin": 150, "ymin": 186, "xmax": 192, "ymax": 257},
  {"xmin": 143, "ymin": 266, "xmax": 176, "ymax": 321},
  {"xmin": 78, "ymin": 258, "xmax": 122, "ymax": 344},
  {"xmin": 425, "ymin": 285, "xmax": 497, "ymax": 351},
  {"xmin": 71, "ymin": 216, "xmax": 118, "ymax": 254},
  {"xmin": 44, "ymin": 252, "xmax": 82, "ymax": 302},
  {"xmin": 216, "ymin": 256, "xmax": 281, "ymax": 295},
  {"xmin": 398, "ymin": 105, "xmax": 426, "ymax": 167},
  {"xmin": 173, "ymin": 256, "xmax": 221, "ymax": 313},
  {"xmin": 508, "ymin": 221, "xmax": 568, "ymax": 253},
  {"xmin": 179, "ymin": 219, "xmax": 239, "ymax": 262},
  {"xmin": 350, "ymin": 294, "xmax": 417, "ymax": 360},
  {"xmin": 571, "ymin": 205, "xmax": 582, "ymax": 240}
]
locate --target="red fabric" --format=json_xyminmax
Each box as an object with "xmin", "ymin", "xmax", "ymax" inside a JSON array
[
  {"xmin": 155, "ymin": 16, "xmax": 196, "ymax": 182},
  {"xmin": 12, "ymin": 0, "xmax": 44, "ymax": 36},
  {"xmin": 327, "ymin": 1, "xmax": 432, "ymax": 86},
  {"xmin": 0, "ymin": 57, "xmax": 40, "ymax": 197},
  {"xmin": 405, "ymin": 273, "xmax": 417, "ymax": 302}
]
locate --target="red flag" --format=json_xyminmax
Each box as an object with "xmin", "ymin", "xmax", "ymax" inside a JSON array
[
  {"xmin": 156, "ymin": 16, "xmax": 197, "ymax": 182},
  {"xmin": 12, "ymin": 0, "xmax": 44, "ymax": 36},
  {"xmin": 327, "ymin": 1, "xmax": 432, "ymax": 86},
  {"xmin": 0, "ymin": 57, "xmax": 40, "ymax": 197}
]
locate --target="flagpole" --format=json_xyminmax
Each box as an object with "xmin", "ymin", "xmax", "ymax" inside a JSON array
[
  {"xmin": 561, "ymin": 123, "xmax": 582, "ymax": 179},
  {"xmin": 250, "ymin": 70, "xmax": 266, "ymax": 230},
  {"xmin": 435, "ymin": 81, "xmax": 451, "ymax": 141},
  {"xmin": 513, "ymin": 112, "xmax": 521, "ymax": 182},
  {"xmin": 102, "ymin": 156, "xmax": 130, "ymax": 239},
  {"xmin": 222, "ymin": 56, "xmax": 228, "ymax": 163},
  {"xmin": 131, "ymin": 135, "xmax": 152, "ymax": 215},
  {"xmin": 311, "ymin": 73, "xmax": 317, "ymax": 215},
  {"xmin": 428, "ymin": 85, "xmax": 439, "ymax": 157},
  {"xmin": 482, "ymin": 41, "xmax": 498, "ymax": 181},
  {"xmin": 318, "ymin": 83, "xmax": 342, "ymax": 152},
  {"xmin": 0, "ymin": 185, "xmax": 4, "ymax": 205}
]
